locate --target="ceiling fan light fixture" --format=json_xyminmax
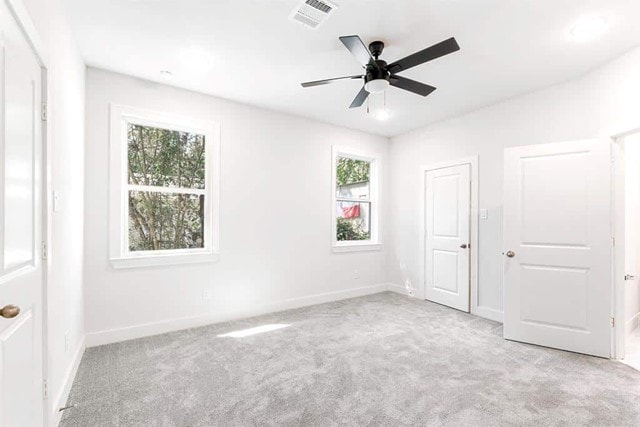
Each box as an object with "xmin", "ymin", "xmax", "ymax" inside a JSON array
[
  {"xmin": 364, "ymin": 79, "xmax": 389, "ymax": 94},
  {"xmin": 373, "ymin": 109, "xmax": 390, "ymax": 121}
]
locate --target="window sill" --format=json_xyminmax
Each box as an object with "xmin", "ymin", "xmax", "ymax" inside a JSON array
[
  {"xmin": 110, "ymin": 252, "xmax": 219, "ymax": 269},
  {"xmin": 332, "ymin": 242, "xmax": 382, "ymax": 253}
]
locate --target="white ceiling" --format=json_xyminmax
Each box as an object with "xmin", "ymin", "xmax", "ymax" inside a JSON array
[{"xmin": 63, "ymin": 0, "xmax": 640, "ymax": 137}]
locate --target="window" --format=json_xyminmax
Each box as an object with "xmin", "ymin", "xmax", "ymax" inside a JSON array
[
  {"xmin": 109, "ymin": 105, "xmax": 220, "ymax": 268},
  {"xmin": 331, "ymin": 146, "xmax": 381, "ymax": 252}
]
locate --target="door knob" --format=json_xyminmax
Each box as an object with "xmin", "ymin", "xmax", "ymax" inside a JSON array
[
  {"xmin": 506, "ymin": 251, "xmax": 515, "ymax": 258},
  {"xmin": 0, "ymin": 304, "xmax": 20, "ymax": 319},
  {"xmin": 460, "ymin": 244, "xmax": 468, "ymax": 249}
]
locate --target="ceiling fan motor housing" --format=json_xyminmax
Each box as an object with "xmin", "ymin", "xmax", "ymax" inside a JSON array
[
  {"xmin": 366, "ymin": 40, "xmax": 389, "ymax": 86},
  {"xmin": 364, "ymin": 61, "xmax": 390, "ymax": 93},
  {"xmin": 369, "ymin": 40, "xmax": 385, "ymax": 59},
  {"xmin": 365, "ymin": 41, "xmax": 389, "ymax": 89},
  {"xmin": 365, "ymin": 60, "xmax": 389, "ymax": 84}
]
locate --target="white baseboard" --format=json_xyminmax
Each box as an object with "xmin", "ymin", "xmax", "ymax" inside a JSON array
[
  {"xmin": 626, "ymin": 312, "xmax": 640, "ymax": 336},
  {"xmin": 85, "ymin": 283, "xmax": 389, "ymax": 347},
  {"xmin": 49, "ymin": 335, "xmax": 85, "ymax": 427},
  {"xmin": 386, "ymin": 282, "xmax": 413, "ymax": 296},
  {"xmin": 473, "ymin": 305, "xmax": 504, "ymax": 323},
  {"xmin": 387, "ymin": 283, "xmax": 407, "ymax": 294},
  {"xmin": 386, "ymin": 283, "xmax": 504, "ymax": 323}
]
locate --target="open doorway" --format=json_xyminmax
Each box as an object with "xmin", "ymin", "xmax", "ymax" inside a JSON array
[{"xmin": 617, "ymin": 132, "xmax": 640, "ymax": 369}]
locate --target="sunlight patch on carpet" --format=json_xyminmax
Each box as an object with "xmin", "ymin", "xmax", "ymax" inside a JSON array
[{"xmin": 217, "ymin": 324, "xmax": 290, "ymax": 338}]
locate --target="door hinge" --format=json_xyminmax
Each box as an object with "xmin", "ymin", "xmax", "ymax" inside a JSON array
[
  {"xmin": 41, "ymin": 241, "xmax": 48, "ymax": 260},
  {"xmin": 43, "ymin": 379, "xmax": 48, "ymax": 399},
  {"xmin": 611, "ymin": 237, "xmax": 616, "ymax": 247},
  {"xmin": 41, "ymin": 102, "xmax": 47, "ymax": 121},
  {"xmin": 610, "ymin": 317, "xmax": 615, "ymax": 328}
]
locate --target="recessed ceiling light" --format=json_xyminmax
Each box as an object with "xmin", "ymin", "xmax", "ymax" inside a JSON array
[
  {"xmin": 181, "ymin": 47, "xmax": 213, "ymax": 70},
  {"xmin": 159, "ymin": 70, "xmax": 174, "ymax": 82},
  {"xmin": 569, "ymin": 16, "xmax": 608, "ymax": 41}
]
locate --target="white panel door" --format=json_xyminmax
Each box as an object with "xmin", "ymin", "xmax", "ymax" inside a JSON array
[
  {"xmin": 425, "ymin": 164, "xmax": 471, "ymax": 312},
  {"xmin": 0, "ymin": 0, "xmax": 44, "ymax": 425},
  {"xmin": 503, "ymin": 139, "xmax": 611, "ymax": 358}
]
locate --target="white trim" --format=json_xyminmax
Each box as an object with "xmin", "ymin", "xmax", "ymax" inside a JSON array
[
  {"xmin": 49, "ymin": 336, "xmax": 85, "ymax": 427},
  {"xmin": 110, "ymin": 252, "xmax": 219, "ymax": 269},
  {"xmin": 386, "ymin": 282, "xmax": 411, "ymax": 296},
  {"xmin": 610, "ymin": 124, "xmax": 640, "ymax": 360},
  {"xmin": 418, "ymin": 156, "xmax": 480, "ymax": 314},
  {"xmin": 331, "ymin": 145, "xmax": 382, "ymax": 252},
  {"xmin": 626, "ymin": 312, "xmax": 640, "ymax": 336},
  {"xmin": 612, "ymin": 135, "xmax": 625, "ymax": 360},
  {"xmin": 85, "ymin": 283, "xmax": 389, "ymax": 347},
  {"xmin": 127, "ymin": 184, "xmax": 206, "ymax": 196},
  {"xmin": 84, "ymin": 284, "xmax": 504, "ymax": 348},
  {"xmin": 602, "ymin": 123, "xmax": 640, "ymax": 141},
  {"xmin": 4, "ymin": 0, "xmax": 47, "ymax": 65},
  {"xmin": 384, "ymin": 282, "xmax": 501, "ymax": 322},
  {"xmin": 473, "ymin": 305, "xmax": 503, "ymax": 323},
  {"xmin": 608, "ymin": 122, "xmax": 640, "ymax": 360},
  {"xmin": 332, "ymin": 242, "xmax": 382, "ymax": 253},
  {"xmin": 109, "ymin": 104, "xmax": 221, "ymax": 269},
  {"xmin": 41, "ymin": 67, "xmax": 54, "ymax": 427}
]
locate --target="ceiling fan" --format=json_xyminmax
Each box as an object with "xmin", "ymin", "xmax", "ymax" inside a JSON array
[{"xmin": 301, "ymin": 35, "xmax": 460, "ymax": 108}]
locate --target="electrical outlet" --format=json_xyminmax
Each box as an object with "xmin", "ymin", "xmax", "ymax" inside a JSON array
[
  {"xmin": 480, "ymin": 208, "xmax": 488, "ymax": 220},
  {"xmin": 202, "ymin": 289, "xmax": 213, "ymax": 301},
  {"xmin": 353, "ymin": 269, "xmax": 359, "ymax": 280}
]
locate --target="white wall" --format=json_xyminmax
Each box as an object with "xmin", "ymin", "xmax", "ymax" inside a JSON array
[
  {"xmin": 388, "ymin": 47, "xmax": 640, "ymax": 321},
  {"xmin": 625, "ymin": 132, "xmax": 640, "ymax": 334},
  {"xmin": 84, "ymin": 68, "xmax": 390, "ymax": 345},
  {"xmin": 21, "ymin": 0, "xmax": 86, "ymax": 423}
]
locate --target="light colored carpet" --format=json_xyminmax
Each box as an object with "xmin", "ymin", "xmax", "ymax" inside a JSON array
[{"xmin": 60, "ymin": 292, "xmax": 640, "ymax": 426}]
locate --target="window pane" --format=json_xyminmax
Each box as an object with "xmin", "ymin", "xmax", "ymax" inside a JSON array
[
  {"xmin": 128, "ymin": 191, "xmax": 205, "ymax": 251},
  {"xmin": 336, "ymin": 156, "xmax": 370, "ymax": 199},
  {"xmin": 336, "ymin": 201, "xmax": 371, "ymax": 241},
  {"xmin": 128, "ymin": 123, "xmax": 205, "ymax": 189}
]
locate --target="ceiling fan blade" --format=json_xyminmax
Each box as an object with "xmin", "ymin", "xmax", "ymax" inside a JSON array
[
  {"xmin": 339, "ymin": 35, "xmax": 379, "ymax": 69},
  {"xmin": 387, "ymin": 37, "xmax": 460, "ymax": 73},
  {"xmin": 349, "ymin": 86, "xmax": 369, "ymax": 109},
  {"xmin": 390, "ymin": 76, "xmax": 437, "ymax": 97},
  {"xmin": 301, "ymin": 75, "xmax": 363, "ymax": 88}
]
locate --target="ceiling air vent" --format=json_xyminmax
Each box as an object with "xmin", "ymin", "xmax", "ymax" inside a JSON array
[{"xmin": 289, "ymin": 0, "xmax": 338, "ymax": 30}]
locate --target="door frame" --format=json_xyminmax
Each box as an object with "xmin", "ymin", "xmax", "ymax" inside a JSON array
[
  {"xmin": 3, "ymin": 0, "xmax": 50, "ymax": 423},
  {"xmin": 608, "ymin": 123, "xmax": 640, "ymax": 360},
  {"xmin": 419, "ymin": 156, "xmax": 479, "ymax": 314}
]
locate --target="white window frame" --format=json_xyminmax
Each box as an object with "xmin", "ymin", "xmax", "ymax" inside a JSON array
[
  {"xmin": 109, "ymin": 104, "xmax": 220, "ymax": 269},
  {"xmin": 331, "ymin": 146, "xmax": 382, "ymax": 253}
]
